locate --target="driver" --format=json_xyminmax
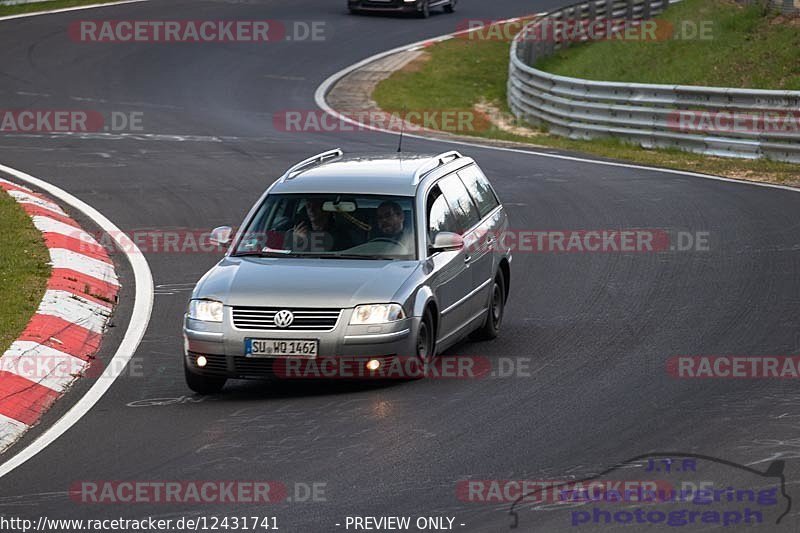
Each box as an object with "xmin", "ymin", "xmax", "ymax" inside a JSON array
[{"xmin": 374, "ymin": 201, "xmax": 409, "ymax": 245}]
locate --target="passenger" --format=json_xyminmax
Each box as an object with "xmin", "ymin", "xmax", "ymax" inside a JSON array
[{"xmin": 287, "ymin": 199, "xmax": 351, "ymax": 252}]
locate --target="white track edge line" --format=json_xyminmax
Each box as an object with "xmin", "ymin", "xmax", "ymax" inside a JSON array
[
  {"xmin": 313, "ymin": 16, "xmax": 800, "ymax": 194},
  {"xmin": 0, "ymin": 0, "xmax": 150, "ymax": 22},
  {"xmin": 0, "ymin": 163, "xmax": 153, "ymax": 478}
]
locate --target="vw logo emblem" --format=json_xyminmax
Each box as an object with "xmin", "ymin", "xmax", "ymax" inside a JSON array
[{"xmin": 274, "ymin": 310, "xmax": 294, "ymax": 328}]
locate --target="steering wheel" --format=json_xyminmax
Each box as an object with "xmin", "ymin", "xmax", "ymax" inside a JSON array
[{"xmin": 370, "ymin": 236, "xmax": 403, "ymax": 245}]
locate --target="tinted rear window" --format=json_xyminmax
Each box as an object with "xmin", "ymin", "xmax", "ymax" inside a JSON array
[{"xmin": 458, "ymin": 165, "xmax": 499, "ymax": 218}]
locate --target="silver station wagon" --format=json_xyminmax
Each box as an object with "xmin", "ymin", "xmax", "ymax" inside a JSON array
[{"xmin": 183, "ymin": 149, "xmax": 511, "ymax": 393}]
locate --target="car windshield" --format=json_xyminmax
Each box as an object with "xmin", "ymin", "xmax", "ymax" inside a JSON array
[{"xmin": 234, "ymin": 194, "xmax": 416, "ymax": 260}]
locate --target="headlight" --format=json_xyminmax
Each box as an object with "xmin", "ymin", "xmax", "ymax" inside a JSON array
[
  {"xmin": 350, "ymin": 304, "xmax": 406, "ymax": 325},
  {"xmin": 189, "ymin": 299, "xmax": 224, "ymax": 323}
]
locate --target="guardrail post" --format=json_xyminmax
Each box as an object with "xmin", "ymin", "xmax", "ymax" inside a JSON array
[{"xmin": 642, "ymin": 0, "xmax": 651, "ymax": 20}]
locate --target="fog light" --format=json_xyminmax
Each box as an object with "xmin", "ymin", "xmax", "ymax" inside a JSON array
[
  {"xmin": 196, "ymin": 355, "xmax": 208, "ymax": 368},
  {"xmin": 366, "ymin": 359, "xmax": 381, "ymax": 371}
]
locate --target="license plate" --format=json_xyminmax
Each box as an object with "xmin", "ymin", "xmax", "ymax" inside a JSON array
[{"xmin": 245, "ymin": 338, "xmax": 318, "ymax": 358}]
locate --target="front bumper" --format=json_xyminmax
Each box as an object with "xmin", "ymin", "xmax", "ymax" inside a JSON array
[
  {"xmin": 348, "ymin": 0, "xmax": 422, "ymax": 14},
  {"xmin": 184, "ymin": 307, "xmax": 420, "ymax": 379}
]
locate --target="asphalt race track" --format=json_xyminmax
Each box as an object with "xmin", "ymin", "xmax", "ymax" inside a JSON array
[{"xmin": 1, "ymin": 1, "xmax": 799, "ymax": 531}]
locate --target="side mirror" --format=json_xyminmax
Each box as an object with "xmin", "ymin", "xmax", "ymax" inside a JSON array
[
  {"xmin": 431, "ymin": 232, "xmax": 464, "ymax": 252},
  {"xmin": 209, "ymin": 226, "xmax": 233, "ymax": 245}
]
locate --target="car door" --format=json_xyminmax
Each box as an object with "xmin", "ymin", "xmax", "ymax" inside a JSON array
[
  {"xmin": 425, "ymin": 182, "xmax": 473, "ymax": 344},
  {"xmin": 456, "ymin": 165, "xmax": 503, "ymax": 314},
  {"xmin": 437, "ymin": 173, "xmax": 486, "ymax": 322}
]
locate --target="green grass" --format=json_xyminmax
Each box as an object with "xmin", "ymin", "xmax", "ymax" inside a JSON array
[
  {"xmin": 375, "ymin": 36, "xmax": 513, "ymax": 113},
  {"xmin": 0, "ymin": 190, "xmax": 50, "ymax": 355},
  {"xmin": 372, "ymin": 17, "xmax": 800, "ymax": 186},
  {"xmin": 536, "ymin": 0, "xmax": 800, "ymax": 90},
  {"xmin": 0, "ymin": 0, "xmax": 116, "ymax": 16}
]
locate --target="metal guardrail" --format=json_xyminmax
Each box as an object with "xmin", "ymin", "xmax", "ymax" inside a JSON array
[
  {"xmin": 508, "ymin": 0, "xmax": 800, "ymax": 163},
  {"xmin": 768, "ymin": 0, "xmax": 800, "ymax": 15},
  {"xmin": 0, "ymin": 0, "xmax": 52, "ymax": 5}
]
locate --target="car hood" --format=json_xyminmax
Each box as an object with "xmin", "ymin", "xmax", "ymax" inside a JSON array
[{"xmin": 194, "ymin": 257, "xmax": 421, "ymax": 308}]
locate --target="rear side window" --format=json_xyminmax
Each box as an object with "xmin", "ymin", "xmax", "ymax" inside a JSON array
[
  {"xmin": 438, "ymin": 174, "xmax": 481, "ymax": 233},
  {"xmin": 426, "ymin": 185, "xmax": 457, "ymax": 243},
  {"xmin": 458, "ymin": 165, "xmax": 499, "ymax": 218}
]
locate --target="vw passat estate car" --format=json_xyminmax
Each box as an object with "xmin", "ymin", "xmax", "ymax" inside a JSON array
[{"xmin": 184, "ymin": 149, "xmax": 511, "ymax": 393}]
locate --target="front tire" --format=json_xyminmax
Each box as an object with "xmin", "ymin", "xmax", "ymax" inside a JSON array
[
  {"xmin": 415, "ymin": 309, "xmax": 436, "ymax": 365},
  {"xmin": 417, "ymin": 0, "xmax": 430, "ymax": 18},
  {"xmin": 444, "ymin": 0, "xmax": 456, "ymax": 13},
  {"xmin": 185, "ymin": 363, "xmax": 226, "ymax": 394},
  {"xmin": 473, "ymin": 273, "xmax": 505, "ymax": 340}
]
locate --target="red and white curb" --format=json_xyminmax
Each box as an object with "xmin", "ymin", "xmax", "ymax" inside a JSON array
[{"xmin": 0, "ymin": 177, "xmax": 118, "ymax": 453}]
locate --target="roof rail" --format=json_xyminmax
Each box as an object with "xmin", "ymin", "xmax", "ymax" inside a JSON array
[
  {"xmin": 282, "ymin": 148, "xmax": 343, "ymax": 180},
  {"xmin": 435, "ymin": 150, "xmax": 462, "ymax": 165},
  {"xmin": 412, "ymin": 150, "xmax": 464, "ymax": 184}
]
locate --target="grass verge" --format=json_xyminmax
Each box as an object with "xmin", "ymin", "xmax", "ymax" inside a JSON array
[
  {"xmin": 0, "ymin": 0, "xmax": 125, "ymax": 17},
  {"xmin": 372, "ymin": 16, "xmax": 800, "ymax": 186},
  {"xmin": 0, "ymin": 190, "xmax": 50, "ymax": 354},
  {"xmin": 537, "ymin": 0, "xmax": 800, "ymax": 90}
]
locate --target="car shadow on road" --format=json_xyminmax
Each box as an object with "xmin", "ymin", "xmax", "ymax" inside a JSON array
[
  {"xmin": 348, "ymin": 10, "xmax": 447, "ymax": 19},
  {"xmin": 205, "ymin": 377, "xmax": 407, "ymax": 401},
  {"xmin": 195, "ymin": 354, "xmax": 486, "ymax": 401}
]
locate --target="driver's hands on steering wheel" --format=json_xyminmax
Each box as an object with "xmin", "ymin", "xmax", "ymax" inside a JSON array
[
  {"xmin": 368, "ymin": 235, "xmax": 409, "ymax": 255},
  {"xmin": 370, "ymin": 236, "xmax": 402, "ymax": 245}
]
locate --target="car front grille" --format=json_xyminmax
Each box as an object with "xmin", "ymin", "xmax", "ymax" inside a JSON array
[{"xmin": 231, "ymin": 307, "xmax": 341, "ymax": 331}]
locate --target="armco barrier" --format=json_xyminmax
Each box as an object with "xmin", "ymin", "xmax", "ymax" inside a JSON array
[
  {"xmin": 768, "ymin": 0, "xmax": 800, "ymax": 15},
  {"xmin": 0, "ymin": 0, "xmax": 51, "ymax": 5},
  {"xmin": 508, "ymin": 0, "xmax": 800, "ymax": 163}
]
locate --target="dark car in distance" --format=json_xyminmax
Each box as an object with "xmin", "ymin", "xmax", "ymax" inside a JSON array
[{"xmin": 348, "ymin": 0, "xmax": 457, "ymax": 18}]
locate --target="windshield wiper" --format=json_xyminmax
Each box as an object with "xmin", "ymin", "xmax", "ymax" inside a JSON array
[
  {"xmin": 234, "ymin": 247, "xmax": 297, "ymax": 257},
  {"xmin": 234, "ymin": 250, "xmax": 404, "ymax": 260},
  {"xmin": 326, "ymin": 253, "xmax": 400, "ymax": 260}
]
